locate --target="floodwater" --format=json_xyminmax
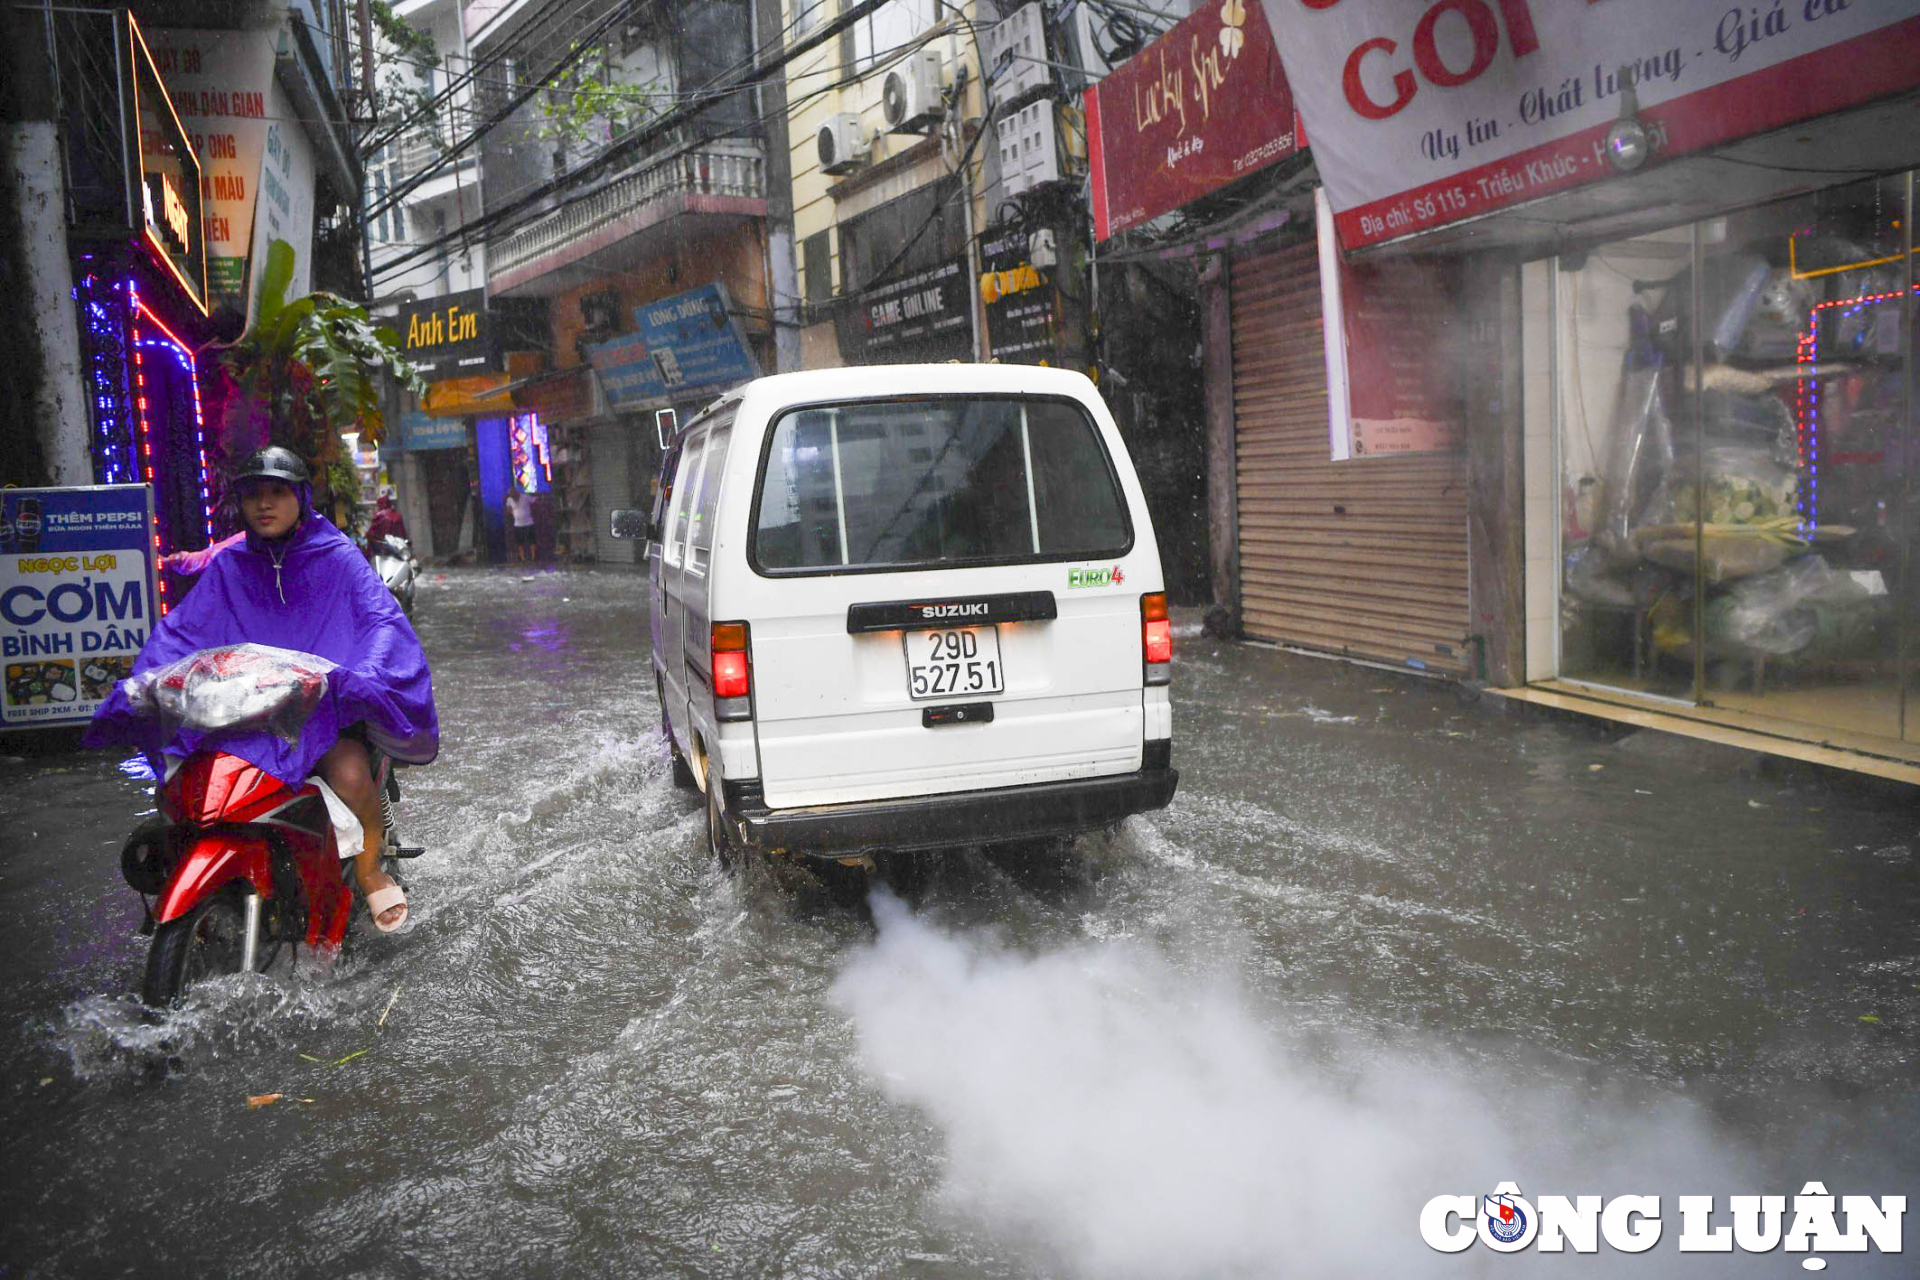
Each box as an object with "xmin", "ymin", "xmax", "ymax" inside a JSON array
[{"xmin": 1, "ymin": 569, "xmax": 1915, "ymax": 1277}]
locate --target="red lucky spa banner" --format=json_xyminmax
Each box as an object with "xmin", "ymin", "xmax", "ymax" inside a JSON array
[
  {"xmin": 1258, "ymin": 0, "xmax": 1920, "ymax": 251},
  {"xmin": 1086, "ymin": 0, "xmax": 1301, "ymax": 241}
]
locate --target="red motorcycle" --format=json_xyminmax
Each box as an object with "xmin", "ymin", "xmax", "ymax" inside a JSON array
[{"xmin": 113, "ymin": 646, "xmax": 421, "ymax": 1006}]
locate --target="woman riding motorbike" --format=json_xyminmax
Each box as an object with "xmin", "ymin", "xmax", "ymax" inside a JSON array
[{"xmin": 87, "ymin": 447, "xmax": 439, "ymax": 932}]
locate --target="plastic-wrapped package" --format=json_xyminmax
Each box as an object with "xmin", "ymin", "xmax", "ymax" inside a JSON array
[
  {"xmin": 1597, "ymin": 357, "xmax": 1676, "ymax": 567},
  {"xmin": 1641, "ymin": 532, "xmax": 1793, "ymax": 584},
  {"xmin": 121, "ymin": 644, "xmax": 336, "ymax": 745},
  {"xmin": 1708, "ymin": 556, "xmax": 1874, "ymax": 658},
  {"xmin": 1564, "ymin": 544, "xmax": 1636, "ymax": 605},
  {"xmin": 1666, "ymin": 444, "xmax": 1798, "ymax": 525},
  {"xmin": 1734, "ymin": 268, "xmax": 1815, "ymax": 362}
]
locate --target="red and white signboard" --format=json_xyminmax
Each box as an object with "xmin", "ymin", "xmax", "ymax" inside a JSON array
[
  {"xmin": 1085, "ymin": 0, "xmax": 1301, "ymax": 240},
  {"xmin": 1258, "ymin": 0, "xmax": 1920, "ymax": 251},
  {"xmin": 1316, "ymin": 189, "xmax": 1462, "ymax": 459}
]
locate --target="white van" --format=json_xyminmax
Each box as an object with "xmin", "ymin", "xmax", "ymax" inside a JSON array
[{"xmin": 627, "ymin": 364, "xmax": 1176, "ymax": 864}]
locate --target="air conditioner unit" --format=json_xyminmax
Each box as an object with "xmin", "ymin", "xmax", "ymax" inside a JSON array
[
  {"xmin": 817, "ymin": 112, "xmax": 869, "ymax": 175},
  {"xmin": 882, "ymin": 49, "xmax": 945, "ymax": 134}
]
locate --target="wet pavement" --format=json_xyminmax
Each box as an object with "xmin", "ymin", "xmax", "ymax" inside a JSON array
[{"xmin": 0, "ymin": 567, "xmax": 1915, "ymax": 1277}]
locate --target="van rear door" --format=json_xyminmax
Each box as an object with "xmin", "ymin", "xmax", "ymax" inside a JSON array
[{"xmin": 739, "ymin": 395, "xmax": 1155, "ymax": 810}]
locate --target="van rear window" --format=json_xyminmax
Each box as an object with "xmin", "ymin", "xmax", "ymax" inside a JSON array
[{"xmin": 751, "ymin": 397, "xmax": 1131, "ymax": 574}]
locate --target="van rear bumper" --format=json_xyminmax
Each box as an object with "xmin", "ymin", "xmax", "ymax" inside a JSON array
[{"xmin": 729, "ymin": 760, "xmax": 1178, "ymax": 856}]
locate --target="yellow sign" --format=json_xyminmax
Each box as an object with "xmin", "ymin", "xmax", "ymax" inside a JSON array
[
  {"xmin": 422, "ymin": 374, "xmax": 513, "ymax": 418},
  {"xmin": 979, "ymin": 263, "xmax": 1044, "ymax": 305}
]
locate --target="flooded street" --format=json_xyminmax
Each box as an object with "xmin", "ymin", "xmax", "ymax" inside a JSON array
[{"xmin": 2, "ymin": 568, "xmax": 1916, "ymax": 1277}]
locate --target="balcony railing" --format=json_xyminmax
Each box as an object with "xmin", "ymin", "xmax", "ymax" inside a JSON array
[
  {"xmin": 488, "ymin": 144, "xmax": 765, "ymax": 279},
  {"xmin": 394, "ymin": 109, "xmax": 481, "ymax": 181}
]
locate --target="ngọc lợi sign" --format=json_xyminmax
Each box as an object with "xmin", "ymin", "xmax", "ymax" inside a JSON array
[
  {"xmin": 1084, "ymin": 0, "xmax": 1300, "ymax": 241},
  {"xmin": 0, "ymin": 486, "xmax": 157, "ymax": 729},
  {"xmin": 1256, "ymin": 0, "xmax": 1920, "ymax": 252},
  {"xmin": 394, "ymin": 405, "xmax": 470, "ymax": 452}
]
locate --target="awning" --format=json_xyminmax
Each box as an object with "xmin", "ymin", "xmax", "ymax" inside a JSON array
[
  {"xmin": 422, "ymin": 373, "xmax": 513, "ymax": 418},
  {"xmin": 510, "ymin": 365, "xmax": 593, "ymax": 421}
]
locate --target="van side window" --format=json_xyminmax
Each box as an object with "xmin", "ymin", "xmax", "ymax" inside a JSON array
[
  {"xmin": 662, "ymin": 430, "xmax": 706, "ymax": 568},
  {"xmin": 752, "ymin": 396, "xmax": 1130, "ymax": 573},
  {"xmin": 687, "ymin": 424, "xmax": 732, "ymax": 576}
]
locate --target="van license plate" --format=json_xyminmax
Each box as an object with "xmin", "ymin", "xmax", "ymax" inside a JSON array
[{"xmin": 905, "ymin": 628, "xmax": 1003, "ymax": 700}]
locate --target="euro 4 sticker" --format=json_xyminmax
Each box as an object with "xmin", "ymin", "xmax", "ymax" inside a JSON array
[
  {"xmin": 1069, "ymin": 565, "xmax": 1126, "ymax": 589},
  {"xmin": 1420, "ymin": 1182, "xmax": 1906, "ymax": 1266}
]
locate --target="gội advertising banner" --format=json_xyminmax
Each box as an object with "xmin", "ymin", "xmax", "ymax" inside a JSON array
[
  {"xmin": 0, "ymin": 487, "xmax": 157, "ymax": 729},
  {"xmin": 143, "ymin": 29, "xmax": 275, "ymax": 311},
  {"xmin": 1317, "ymin": 188, "xmax": 1463, "ymax": 459},
  {"xmin": 1258, "ymin": 0, "xmax": 1920, "ymax": 251},
  {"xmin": 1085, "ymin": 0, "xmax": 1300, "ymax": 241}
]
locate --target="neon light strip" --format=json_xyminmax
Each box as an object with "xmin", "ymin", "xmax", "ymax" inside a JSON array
[
  {"xmin": 1795, "ymin": 284, "xmax": 1920, "ymax": 531},
  {"xmin": 127, "ymin": 285, "xmax": 165, "ymax": 615},
  {"xmin": 130, "ymin": 286, "xmax": 213, "ymax": 540},
  {"xmin": 125, "ymin": 15, "xmax": 208, "ymax": 315}
]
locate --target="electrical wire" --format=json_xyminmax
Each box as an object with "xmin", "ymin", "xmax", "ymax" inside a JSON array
[
  {"xmin": 365, "ymin": 0, "xmax": 945, "ymax": 284},
  {"xmin": 362, "ymin": 0, "xmax": 656, "ymax": 225},
  {"xmin": 358, "ymin": 0, "xmax": 597, "ymax": 155}
]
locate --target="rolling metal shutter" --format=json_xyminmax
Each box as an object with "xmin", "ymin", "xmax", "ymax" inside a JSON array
[
  {"xmin": 1230, "ymin": 240, "xmax": 1469, "ymax": 675},
  {"xmin": 587, "ymin": 420, "xmax": 636, "ymax": 565}
]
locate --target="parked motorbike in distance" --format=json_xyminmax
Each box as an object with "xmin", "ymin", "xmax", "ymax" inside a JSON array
[
  {"xmin": 115, "ymin": 645, "xmax": 424, "ymax": 1006},
  {"xmin": 371, "ymin": 534, "xmax": 418, "ymax": 613}
]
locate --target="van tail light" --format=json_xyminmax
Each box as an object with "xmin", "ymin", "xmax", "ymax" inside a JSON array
[
  {"xmin": 711, "ymin": 621, "xmax": 751, "ymax": 700},
  {"xmin": 1142, "ymin": 592, "xmax": 1171, "ymax": 684}
]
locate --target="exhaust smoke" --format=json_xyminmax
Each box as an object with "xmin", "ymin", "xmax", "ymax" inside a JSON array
[{"xmin": 832, "ymin": 891, "xmax": 1805, "ymax": 1279}]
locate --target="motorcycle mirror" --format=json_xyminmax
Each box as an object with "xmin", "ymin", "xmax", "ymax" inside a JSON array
[{"xmin": 608, "ymin": 509, "xmax": 649, "ymax": 540}]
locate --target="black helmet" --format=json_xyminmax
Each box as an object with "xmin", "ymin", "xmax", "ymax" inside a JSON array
[{"xmin": 234, "ymin": 446, "xmax": 311, "ymax": 486}]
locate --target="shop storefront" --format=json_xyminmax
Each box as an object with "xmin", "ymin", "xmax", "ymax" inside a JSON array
[
  {"xmin": 1226, "ymin": 227, "xmax": 1472, "ymax": 673},
  {"xmin": 388, "ymin": 291, "xmax": 547, "ymax": 564},
  {"xmin": 1535, "ymin": 173, "xmax": 1917, "ymax": 751},
  {"xmin": 1089, "ymin": 0, "xmax": 1476, "ymax": 665},
  {"xmin": 579, "ymin": 281, "xmax": 762, "ymax": 562},
  {"xmin": 1262, "ymin": 0, "xmax": 1920, "ymax": 770},
  {"xmin": 56, "ymin": 11, "xmax": 219, "ymax": 614}
]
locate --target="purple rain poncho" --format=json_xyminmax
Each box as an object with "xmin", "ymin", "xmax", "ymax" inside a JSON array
[{"xmin": 86, "ymin": 511, "xmax": 438, "ymax": 784}]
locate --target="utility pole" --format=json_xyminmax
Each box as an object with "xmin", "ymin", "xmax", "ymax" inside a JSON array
[
  {"xmin": 753, "ymin": 0, "xmax": 801, "ymax": 372},
  {"xmin": 1, "ymin": 2, "xmax": 91, "ymax": 486}
]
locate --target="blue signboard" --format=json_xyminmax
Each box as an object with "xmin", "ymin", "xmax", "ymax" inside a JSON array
[
  {"xmin": 586, "ymin": 282, "xmax": 758, "ymax": 411},
  {"xmin": 394, "ymin": 406, "xmax": 470, "ymax": 452},
  {"xmin": 585, "ymin": 332, "xmax": 664, "ymax": 412},
  {"xmin": 0, "ymin": 485, "xmax": 158, "ymax": 728}
]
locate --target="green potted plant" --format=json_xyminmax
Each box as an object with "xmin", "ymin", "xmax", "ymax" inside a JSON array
[{"xmin": 221, "ymin": 239, "xmax": 426, "ymax": 529}]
